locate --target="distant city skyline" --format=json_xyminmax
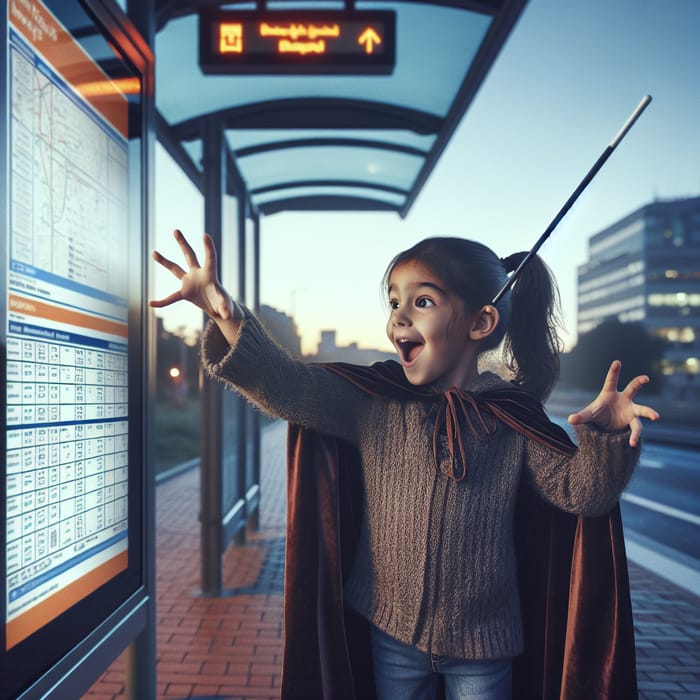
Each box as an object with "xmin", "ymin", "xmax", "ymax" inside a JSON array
[{"xmin": 153, "ymin": 0, "xmax": 700, "ymax": 357}]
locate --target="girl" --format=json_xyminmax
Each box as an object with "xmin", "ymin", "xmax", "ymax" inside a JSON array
[{"xmin": 151, "ymin": 230, "xmax": 658, "ymax": 700}]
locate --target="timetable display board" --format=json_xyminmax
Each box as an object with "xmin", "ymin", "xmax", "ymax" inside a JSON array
[
  {"xmin": 2, "ymin": 0, "xmax": 150, "ymax": 695},
  {"xmin": 6, "ymin": 7, "xmax": 129, "ymax": 648}
]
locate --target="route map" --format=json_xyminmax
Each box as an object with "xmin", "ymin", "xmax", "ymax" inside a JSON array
[{"xmin": 10, "ymin": 40, "xmax": 128, "ymax": 296}]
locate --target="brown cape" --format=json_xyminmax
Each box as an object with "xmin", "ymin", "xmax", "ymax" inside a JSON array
[{"xmin": 281, "ymin": 361, "xmax": 638, "ymax": 699}]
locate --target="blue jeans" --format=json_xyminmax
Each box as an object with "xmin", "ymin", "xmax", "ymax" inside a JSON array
[{"xmin": 370, "ymin": 626, "xmax": 512, "ymax": 700}]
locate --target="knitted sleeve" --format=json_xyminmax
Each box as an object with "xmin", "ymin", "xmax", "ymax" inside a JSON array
[
  {"xmin": 523, "ymin": 424, "xmax": 640, "ymax": 517},
  {"xmin": 200, "ymin": 308, "xmax": 369, "ymax": 444}
]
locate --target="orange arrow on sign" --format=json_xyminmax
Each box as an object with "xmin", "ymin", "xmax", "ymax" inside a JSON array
[{"xmin": 358, "ymin": 27, "xmax": 381, "ymax": 54}]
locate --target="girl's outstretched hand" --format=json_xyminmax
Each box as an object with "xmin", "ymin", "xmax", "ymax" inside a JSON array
[
  {"xmin": 150, "ymin": 230, "xmax": 235, "ymax": 322},
  {"xmin": 567, "ymin": 360, "xmax": 660, "ymax": 447}
]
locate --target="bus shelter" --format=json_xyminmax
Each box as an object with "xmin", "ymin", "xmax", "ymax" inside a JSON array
[{"xmin": 1, "ymin": 0, "xmax": 527, "ymax": 696}]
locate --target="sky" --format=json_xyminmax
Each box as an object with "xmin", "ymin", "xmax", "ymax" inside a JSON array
[{"xmin": 153, "ymin": 0, "xmax": 700, "ymax": 355}]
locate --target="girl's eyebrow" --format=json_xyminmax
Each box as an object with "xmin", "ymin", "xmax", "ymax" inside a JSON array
[
  {"xmin": 416, "ymin": 281, "xmax": 446, "ymax": 295},
  {"xmin": 388, "ymin": 280, "xmax": 446, "ymax": 296}
]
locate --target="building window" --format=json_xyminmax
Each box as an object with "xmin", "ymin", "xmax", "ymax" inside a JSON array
[
  {"xmin": 578, "ymin": 274, "xmax": 645, "ymax": 304},
  {"xmin": 654, "ymin": 327, "xmax": 696, "ymax": 343},
  {"xmin": 589, "ymin": 220, "xmax": 644, "ymax": 257},
  {"xmin": 647, "ymin": 293, "xmax": 700, "ymax": 307}
]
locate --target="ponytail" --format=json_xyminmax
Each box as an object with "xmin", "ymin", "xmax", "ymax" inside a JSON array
[{"xmin": 500, "ymin": 252, "xmax": 562, "ymax": 400}]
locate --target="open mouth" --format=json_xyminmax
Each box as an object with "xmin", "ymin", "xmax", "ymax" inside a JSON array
[{"xmin": 396, "ymin": 338, "xmax": 423, "ymax": 365}]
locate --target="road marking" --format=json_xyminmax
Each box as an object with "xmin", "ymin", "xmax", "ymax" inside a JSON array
[
  {"xmin": 639, "ymin": 457, "xmax": 664, "ymax": 469},
  {"xmin": 625, "ymin": 534, "xmax": 700, "ymax": 597},
  {"xmin": 622, "ymin": 493, "xmax": 700, "ymax": 526}
]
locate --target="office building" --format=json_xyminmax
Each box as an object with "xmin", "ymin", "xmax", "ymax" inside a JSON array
[{"xmin": 577, "ymin": 196, "xmax": 700, "ymax": 380}]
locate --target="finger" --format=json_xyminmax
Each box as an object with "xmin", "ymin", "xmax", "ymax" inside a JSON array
[
  {"xmin": 173, "ymin": 229, "xmax": 201, "ymax": 269},
  {"xmin": 628, "ymin": 417, "xmax": 642, "ymax": 447},
  {"xmin": 568, "ymin": 409, "xmax": 590, "ymax": 425},
  {"xmin": 152, "ymin": 250, "xmax": 187, "ymax": 280},
  {"xmin": 634, "ymin": 403, "xmax": 660, "ymax": 422},
  {"xmin": 601, "ymin": 360, "xmax": 622, "ymax": 393},
  {"xmin": 202, "ymin": 233, "xmax": 219, "ymax": 274},
  {"xmin": 149, "ymin": 290, "xmax": 184, "ymax": 308},
  {"xmin": 622, "ymin": 374, "xmax": 650, "ymax": 400}
]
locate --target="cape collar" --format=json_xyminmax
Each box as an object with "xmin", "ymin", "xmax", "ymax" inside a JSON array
[{"xmin": 322, "ymin": 360, "xmax": 576, "ymax": 481}]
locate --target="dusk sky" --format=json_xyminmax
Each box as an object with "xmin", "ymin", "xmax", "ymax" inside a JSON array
[{"xmin": 153, "ymin": 0, "xmax": 700, "ymax": 355}]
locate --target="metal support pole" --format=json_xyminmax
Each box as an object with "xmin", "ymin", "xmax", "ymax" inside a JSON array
[
  {"xmin": 125, "ymin": 0, "xmax": 156, "ymax": 696},
  {"xmin": 234, "ymin": 193, "xmax": 248, "ymax": 545},
  {"xmin": 124, "ymin": 623, "xmax": 156, "ymax": 700},
  {"xmin": 199, "ymin": 118, "xmax": 226, "ymax": 595},
  {"xmin": 249, "ymin": 215, "xmax": 261, "ymax": 532},
  {"xmin": 252, "ymin": 215, "xmax": 260, "ymax": 315}
]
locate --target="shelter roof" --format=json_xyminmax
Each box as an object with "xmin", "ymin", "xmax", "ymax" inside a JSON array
[{"xmin": 154, "ymin": 0, "xmax": 527, "ymax": 217}]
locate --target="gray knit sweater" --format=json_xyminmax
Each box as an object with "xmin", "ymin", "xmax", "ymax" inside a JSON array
[{"xmin": 201, "ymin": 311, "xmax": 640, "ymax": 661}]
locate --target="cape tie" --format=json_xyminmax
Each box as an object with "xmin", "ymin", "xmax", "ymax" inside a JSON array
[{"xmin": 432, "ymin": 389, "xmax": 499, "ymax": 481}]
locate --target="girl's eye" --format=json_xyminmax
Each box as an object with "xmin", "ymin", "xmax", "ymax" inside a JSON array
[
  {"xmin": 389, "ymin": 299, "xmax": 399, "ymax": 310},
  {"xmin": 416, "ymin": 297, "xmax": 435, "ymax": 308}
]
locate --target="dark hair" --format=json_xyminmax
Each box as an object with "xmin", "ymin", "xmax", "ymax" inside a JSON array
[{"xmin": 384, "ymin": 237, "xmax": 562, "ymax": 400}]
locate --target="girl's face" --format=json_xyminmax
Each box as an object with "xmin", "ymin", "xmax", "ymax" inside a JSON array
[{"xmin": 386, "ymin": 260, "xmax": 481, "ymax": 389}]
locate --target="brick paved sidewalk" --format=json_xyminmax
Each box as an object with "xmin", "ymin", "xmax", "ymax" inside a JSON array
[{"xmin": 85, "ymin": 420, "xmax": 700, "ymax": 700}]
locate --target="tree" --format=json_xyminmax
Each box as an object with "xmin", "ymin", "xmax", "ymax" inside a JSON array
[{"xmin": 560, "ymin": 319, "xmax": 666, "ymax": 393}]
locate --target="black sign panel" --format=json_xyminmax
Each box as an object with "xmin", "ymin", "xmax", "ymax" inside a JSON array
[{"xmin": 199, "ymin": 10, "xmax": 396, "ymax": 75}]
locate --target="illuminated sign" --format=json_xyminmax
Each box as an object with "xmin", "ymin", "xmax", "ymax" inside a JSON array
[{"xmin": 199, "ymin": 11, "xmax": 396, "ymax": 74}]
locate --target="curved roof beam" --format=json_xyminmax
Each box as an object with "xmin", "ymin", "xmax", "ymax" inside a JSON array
[
  {"xmin": 235, "ymin": 137, "xmax": 427, "ymax": 159},
  {"xmin": 251, "ymin": 179, "xmax": 409, "ymax": 196},
  {"xmin": 258, "ymin": 195, "xmax": 400, "ymax": 216},
  {"xmin": 173, "ymin": 98, "xmax": 443, "ymax": 141}
]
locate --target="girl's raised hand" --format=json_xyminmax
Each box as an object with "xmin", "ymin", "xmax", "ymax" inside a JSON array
[
  {"xmin": 150, "ymin": 230, "xmax": 234, "ymax": 322},
  {"xmin": 567, "ymin": 360, "xmax": 660, "ymax": 447}
]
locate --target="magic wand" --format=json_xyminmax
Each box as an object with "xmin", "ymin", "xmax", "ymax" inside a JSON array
[{"xmin": 492, "ymin": 94, "xmax": 652, "ymax": 306}]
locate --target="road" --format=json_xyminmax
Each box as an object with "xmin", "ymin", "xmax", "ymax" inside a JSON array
[
  {"xmin": 622, "ymin": 440, "xmax": 700, "ymax": 563},
  {"xmin": 550, "ymin": 415, "xmax": 700, "ymax": 593}
]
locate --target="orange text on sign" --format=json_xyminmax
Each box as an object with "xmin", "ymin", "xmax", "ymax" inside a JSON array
[
  {"xmin": 278, "ymin": 40, "xmax": 326, "ymax": 54},
  {"xmin": 219, "ymin": 23, "xmax": 243, "ymax": 53},
  {"xmin": 358, "ymin": 27, "xmax": 382, "ymax": 54},
  {"xmin": 259, "ymin": 22, "xmax": 340, "ymax": 40}
]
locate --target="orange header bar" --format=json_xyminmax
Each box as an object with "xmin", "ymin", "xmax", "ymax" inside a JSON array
[
  {"xmin": 9, "ymin": 294, "xmax": 128, "ymax": 338},
  {"xmin": 8, "ymin": 0, "xmax": 131, "ymax": 138}
]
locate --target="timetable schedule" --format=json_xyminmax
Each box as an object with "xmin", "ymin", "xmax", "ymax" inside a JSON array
[{"xmin": 5, "ymin": 325, "xmax": 129, "ymax": 643}]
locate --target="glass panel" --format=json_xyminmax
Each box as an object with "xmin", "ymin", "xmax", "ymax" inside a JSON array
[
  {"xmin": 155, "ymin": 5, "xmax": 491, "ymax": 124},
  {"xmin": 238, "ymin": 146, "xmax": 421, "ymax": 190},
  {"xmin": 182, "ymin": 140, "xmax": 203, "ymax": 169},
  {"xmin": 226, "ymin": 128, "xmax": 435, "ymax": 152}
]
